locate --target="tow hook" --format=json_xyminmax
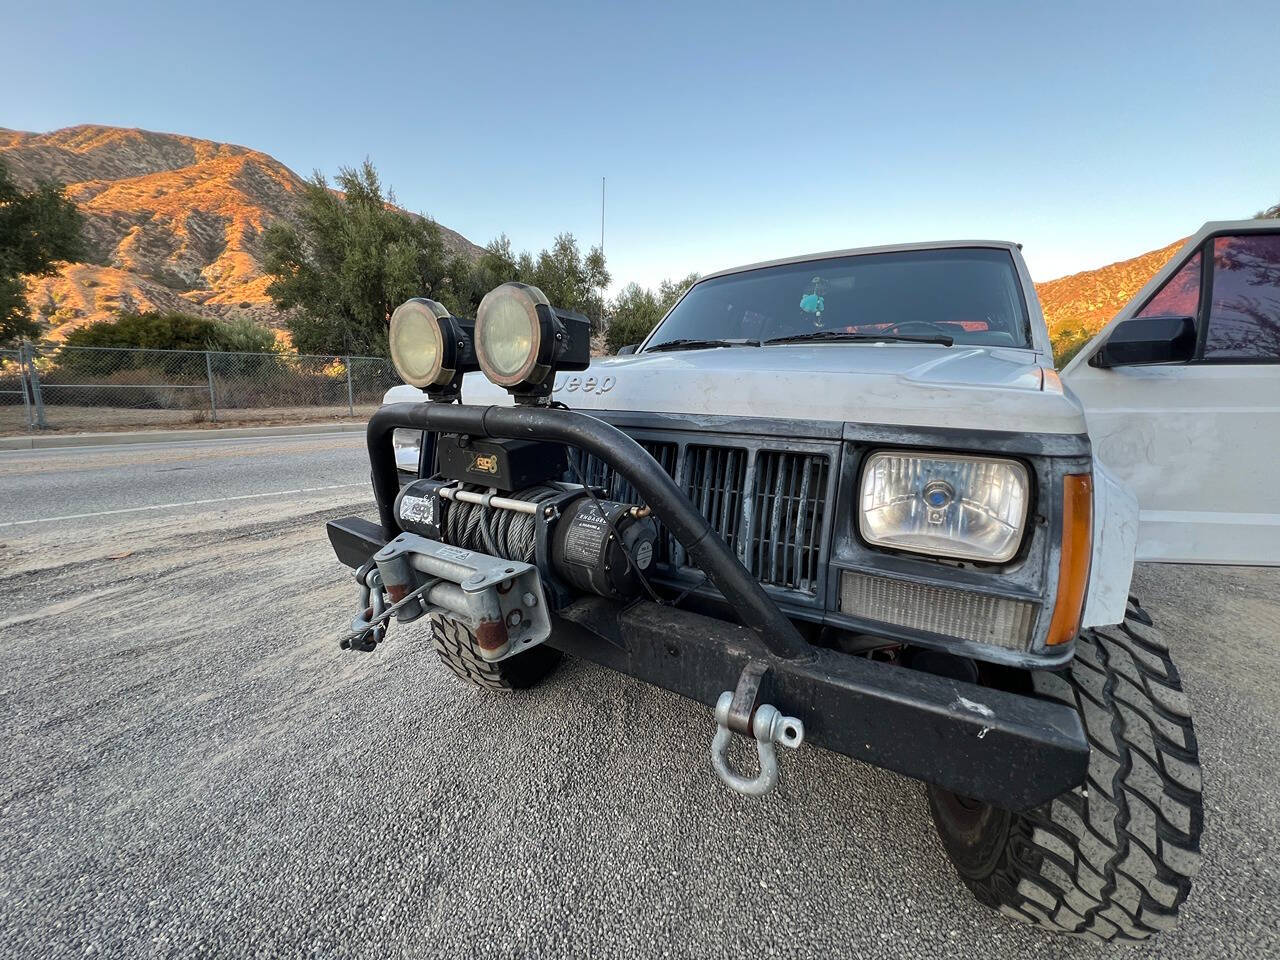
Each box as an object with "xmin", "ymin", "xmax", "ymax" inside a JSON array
[{"xmin": 709, "ymin": 663, "xmax": 805, "ymax": 796}]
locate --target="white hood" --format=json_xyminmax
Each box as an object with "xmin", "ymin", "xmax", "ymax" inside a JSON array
[{"xmin": 388, "ymin": 344, "xmax": 1087, "ymax": 435}]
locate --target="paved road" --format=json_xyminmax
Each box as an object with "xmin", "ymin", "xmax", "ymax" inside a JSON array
[
  {"xmin": 0, "ymin": 433, "xmax": 369, "ymax": 528},
  {"xmin": 1, "ymin": 437, "xmax": 1277, "ymax": 958}
]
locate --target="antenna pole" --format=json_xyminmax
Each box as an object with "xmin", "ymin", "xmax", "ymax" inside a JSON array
[{"xmin": 600, "ymin": 176, "xmax": 605, "ymax": 256}]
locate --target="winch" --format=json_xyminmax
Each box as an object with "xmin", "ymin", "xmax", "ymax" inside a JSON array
[{"xmin": 344, "ymin": 435, "xmax": 658, "ymax": 656}]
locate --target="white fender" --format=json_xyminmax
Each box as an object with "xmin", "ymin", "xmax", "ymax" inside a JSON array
[{"xmin": 1080, "ymin": 459, "xmax": 1139, "ymax": 629}]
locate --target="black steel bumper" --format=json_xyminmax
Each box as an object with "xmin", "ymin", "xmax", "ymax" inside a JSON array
[{"xmin": 326, "ymin": 511, "xmax": 1088, "ymax": 810}]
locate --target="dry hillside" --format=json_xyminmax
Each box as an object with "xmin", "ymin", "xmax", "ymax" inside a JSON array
[
  {"xmin": 1, "ymin": 125, "xmax": 482, "ymax": 341},
  {"xmin": 1033, "ymin": 239, "xmax": 1186, "ymax": 345}
]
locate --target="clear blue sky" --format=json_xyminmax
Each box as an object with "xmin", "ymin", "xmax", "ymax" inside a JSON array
[{"xmin": 3, "ymin": 0, "xmax": 1276, "ymax": 292}]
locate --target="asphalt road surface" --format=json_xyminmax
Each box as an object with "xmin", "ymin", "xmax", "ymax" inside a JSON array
[{"xmin": 1, "ymin": 436, "xmax": 1277, "ymax": 958}]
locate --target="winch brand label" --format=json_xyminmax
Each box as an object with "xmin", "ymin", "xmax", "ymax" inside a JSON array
[
  {"xmin": 399, "ymin": 495, "xmax": 436, "ymax": 526},
  {"xmin": 563, "ymin": 504, "xmax": 609, "ymax": 565},
  {"xmin": 470, "ymin": 453, "xmax": 499, "ymax": 475}
]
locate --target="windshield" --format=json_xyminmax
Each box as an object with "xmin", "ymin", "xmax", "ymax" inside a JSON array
[{"xmin": 644, "ymin": 248, "xmax": 1032, "ymax": 351}]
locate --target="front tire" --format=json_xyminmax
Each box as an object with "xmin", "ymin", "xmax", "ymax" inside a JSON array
[
  {"xmin": 927, "ymin": 604, "xmax": 1203, "ymax": 941},
  {"xmin": 429, "ymin": 614, "xmax": 562, "ymax": 691}
]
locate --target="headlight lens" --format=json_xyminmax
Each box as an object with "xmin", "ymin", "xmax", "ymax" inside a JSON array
[
  {"xmin": 859, "ymin": 452, "xmax": 1029, "ymax": 563},
  {"xmin": 392, "ymin": 429, "xmax": 422, "ymax": 471},
  {"xmin": 475, "ymin": 282, "xmax": 548, "ymax": 386},
  {"xmin": 389, "ymin": 299, "xmax": 451, "ymax": 388}
]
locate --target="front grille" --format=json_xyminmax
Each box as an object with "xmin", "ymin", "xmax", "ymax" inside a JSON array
[
  {"xmin": 566, "ymin": 433, "xmax": 835, "ymax": 597},
  {"xmin": 750, "ymin": 451, "xmax": 830, "ymax": 592}
]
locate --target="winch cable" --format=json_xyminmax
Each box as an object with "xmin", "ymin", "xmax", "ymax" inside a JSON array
[{"xmin": 439, "ymin": 484, "xmax": 561, "ymax": 563}]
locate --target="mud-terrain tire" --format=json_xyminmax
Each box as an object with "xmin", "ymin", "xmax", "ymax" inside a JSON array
[
  {"xmin": 428, "ymin": 613, "xmax": 562, "ymax": 691},
  {"xmin": 926, "ymin": 603, "xmax": 1203, "ymax": 941}
]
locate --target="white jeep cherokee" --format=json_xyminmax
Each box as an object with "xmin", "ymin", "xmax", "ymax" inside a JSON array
[{"xmin": 330, "ymin": 220, "xmax": 1280, "ymax": 941}]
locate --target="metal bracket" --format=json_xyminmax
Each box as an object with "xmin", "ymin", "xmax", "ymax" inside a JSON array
[
  {"xmin": 725, "ymin": 660, "xmax": 769, "ymax": 735},
  {"xmin": 709, "ymin": 663, "xmax": 805, "ymax": 796},
  {"xmin": 342, "ymin": 564, "xmax": 387, "ymax": 652}
]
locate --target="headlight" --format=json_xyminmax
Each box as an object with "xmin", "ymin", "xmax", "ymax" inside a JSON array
[
  {"xmin": 859, "ymin": 452, "xmax": 1029, "ymax": 563},
  {"xmin": 475, "ymin": 282, "xmax": 590, "ymax": 398},
  {"xmin": 389, "ymin": 298, "xmax": 475, "ymax": 392}
]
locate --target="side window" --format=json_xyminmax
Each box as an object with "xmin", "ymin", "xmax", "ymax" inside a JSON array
[
  {"xmin": 1203, "ymin": 234, "xmax": 1280, "ymax": 361},
  {"xmin": 1138, "ymin": 250, "xmax": 1202, "ymax": 318}
]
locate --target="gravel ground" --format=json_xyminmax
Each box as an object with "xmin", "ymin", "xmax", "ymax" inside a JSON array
[{"xmin": 0, "ymin": 482, "xmax": 1277, "ymax": 957}]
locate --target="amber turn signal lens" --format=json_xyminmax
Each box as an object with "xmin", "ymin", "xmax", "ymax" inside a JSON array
[{"xmin": 1046, "ymin": 473, "xmax": 1093, "ymax": 646}]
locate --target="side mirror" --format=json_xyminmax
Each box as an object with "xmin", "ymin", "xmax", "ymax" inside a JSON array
[
  {"xmin": 1092, "ymin": 315, "xmax": 1196, "ymax": 368},
  {"xmin": 617, "ymin": 343, "xmax": 639, "ymax": 355}
]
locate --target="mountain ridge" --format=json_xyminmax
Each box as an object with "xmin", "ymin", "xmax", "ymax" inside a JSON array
[{"xmin": 1, "ymin": 125, "xmax": 482, "ymax": 342}]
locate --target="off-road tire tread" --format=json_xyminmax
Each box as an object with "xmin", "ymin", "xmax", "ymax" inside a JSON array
[
  {"xmin": 428, "ymin": 614, "xmax": 561, "ymax": 691},
  {"xmin": 939, "ymin": 600, "xmax": 1203, "ymax": 941}
]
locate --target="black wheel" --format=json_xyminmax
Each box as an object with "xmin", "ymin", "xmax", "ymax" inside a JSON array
[
  {"xmin": 428, "ymin": 613, "xmax": 562, "ymax": 691},
  {"xmin": 927, "ymin": 602, "xmax": 1203, "ymax": 941}
]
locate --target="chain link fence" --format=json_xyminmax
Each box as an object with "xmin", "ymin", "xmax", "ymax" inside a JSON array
[{"xmin": 0, "ymin": 342, "xmax": 399, "ymax": 433}]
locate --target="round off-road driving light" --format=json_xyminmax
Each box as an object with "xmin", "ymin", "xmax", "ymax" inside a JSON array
[
  {"xmin": 475, "ymin": 282, "xmax": 552, "ymax": 388},
  {"xmin": 388, "ymin": 298, "xmax": 475, "ymax": 392},
  {"xmin": 474, "ymin": 282, "xmax": 592, "ymax": 400}
]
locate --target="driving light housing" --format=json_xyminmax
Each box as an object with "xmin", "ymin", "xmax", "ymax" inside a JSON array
[
  {"xmin": 475, "ymin": 282, "xmax": 590, "ymax": 399},
  {"xmin": 388, "ymin": 298, "xmax": 476, "ymax": 395},
  {"xmin": 859, "ymin": 452, "xmax": 1029, "ymax": 563}
]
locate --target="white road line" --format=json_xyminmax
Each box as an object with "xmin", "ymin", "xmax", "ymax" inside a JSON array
[{"xmin": 0, "ymin": 483, "xmax": 368, "ymax": 528}]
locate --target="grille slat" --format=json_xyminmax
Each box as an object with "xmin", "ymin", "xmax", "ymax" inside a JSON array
[
  {"xmin": 684, "ymin": 444, "xmax": 746, "ymax": 554},
  {"xmin": 751, "ymin": 450, "xmax": 830, "ymax": 593}
]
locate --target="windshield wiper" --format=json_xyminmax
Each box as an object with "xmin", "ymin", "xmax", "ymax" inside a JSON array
[
  {"xmin": 645, "ymin": 338, "xmax": 761, "ymax": 353},
  {"xmin": 764, "ymin": 330, "xmax": 954, "ymax": 347}
]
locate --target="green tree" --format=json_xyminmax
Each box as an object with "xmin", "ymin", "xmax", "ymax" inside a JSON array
[
  {"xmin": 1256, "ymin": 200, "xmax": 1280, "ymax": 219},
  {"xmin": 605, "ymin": 283, "xmax": 663, "ymax": 353},
  {"xmin": 526, "ymin": 232, "xmax": 610, "ymax": 328},
  {"xmin": 0, "ymin": 157, "xmax": 85, "ymax": 343},
  {"xmin": 263, "ymin": 160, "xmax": 458, "ymax": 355},
  {"xmin": 657, "ymin": 273, "xmax": 700, "ymax": 312},
  {"xmin": 604, "ymin": 273, "xmax": 700, "ymax": 353}
]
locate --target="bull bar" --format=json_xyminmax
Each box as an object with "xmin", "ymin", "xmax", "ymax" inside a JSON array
[{"xmin": 329, "ymin": 401, "xmax": 1090, "ymax": 809}]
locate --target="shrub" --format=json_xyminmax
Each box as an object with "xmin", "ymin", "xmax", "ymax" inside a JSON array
[{"xmin": 63, "ymin": 311, "xmax": 223, "ymax": 351}]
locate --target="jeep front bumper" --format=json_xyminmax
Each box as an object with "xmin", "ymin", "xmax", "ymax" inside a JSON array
[{"xmin": 328, "ymin": 513, "xmax": 1087, "ymax": 809}]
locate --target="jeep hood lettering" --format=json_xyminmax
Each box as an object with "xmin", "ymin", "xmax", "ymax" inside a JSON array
[{"xmin": 420, "ymin": 344, "xmax": 1087, "ymax": 435}]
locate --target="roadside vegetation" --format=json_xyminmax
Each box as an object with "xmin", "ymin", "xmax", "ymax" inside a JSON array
[
  {"xmin": 261, "ymin": 160, "xmax": 698, "ymax": 358},
  {"xmin": 0, "ymin": 158, "xmax": 84, "ymax": 344}
]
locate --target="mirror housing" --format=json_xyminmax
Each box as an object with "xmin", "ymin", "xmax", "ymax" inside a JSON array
[
  {"xmin": 617, "ymin": 343, "xmax": 638, "ymax": 355},
  {"xmin": 1092, "ymin": 315, "xmax": 1196, "ymax": 368}
]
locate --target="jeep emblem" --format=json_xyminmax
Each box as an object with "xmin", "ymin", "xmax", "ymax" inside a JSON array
[{"xmin": 556, "ymin": 374, "xmax": 616, "ymax": 395}]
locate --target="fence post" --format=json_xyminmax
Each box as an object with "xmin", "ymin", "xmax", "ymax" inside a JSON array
[
  {"xmin": 16, "ymin": 344, "xmax": 32, "ymax": 431},
  {"xmin": 23, "ymin": 341, "xmax": 46, "ymax": 429},
  {"xmin": 345, "ymin": 357, "xmax": 355, "ymax": 416},
  {"xmin": 205, "ymin": 351, "xmax": 218, "ymax": 423}
]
